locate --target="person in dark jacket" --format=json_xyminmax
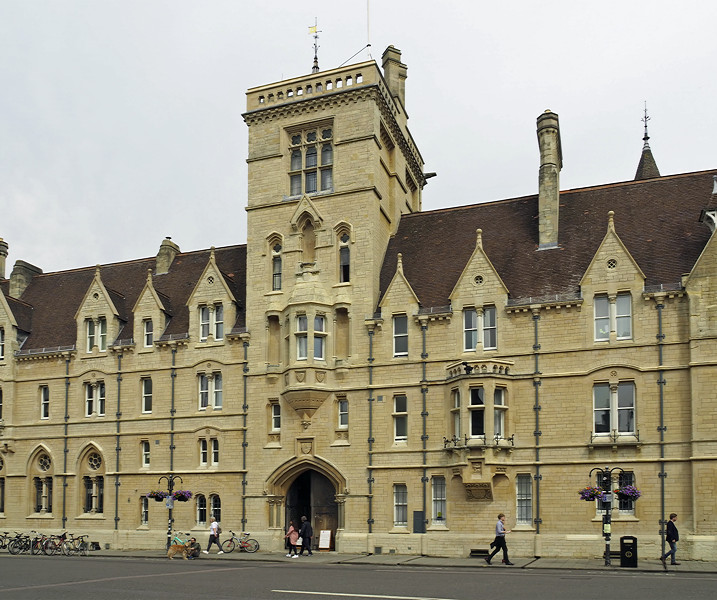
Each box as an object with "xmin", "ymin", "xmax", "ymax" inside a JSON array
[
  {"xmin": 660, "ymin": 513, "xmax": 680, "ymax": 565},
  {"xmin": 298, "ymin": 515, "xmax": 313, "ymax": 556}
]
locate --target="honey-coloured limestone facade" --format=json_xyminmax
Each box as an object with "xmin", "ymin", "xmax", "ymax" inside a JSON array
[{"xmin": 1, "ymin": 45, "xmax": 716, "ymax": 560}]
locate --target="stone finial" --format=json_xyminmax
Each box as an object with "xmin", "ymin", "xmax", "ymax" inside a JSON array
[
  {"xmin": 476, "ymin": 228, "xmax": 483, "ymax": 250},
  {"xmin": 608, "ymin": 210, "xmax": 615, "ymax": 231},
  {"xmin": 397, "ymin": 253, "xmax": 404, "ymax": 275}
]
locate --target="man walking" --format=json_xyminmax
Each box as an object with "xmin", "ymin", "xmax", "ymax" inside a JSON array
[
  {"xmin": 660, "ymin": 513, "xmax": 680, "ymax": 566},
  {"xmin": 298, "ymin": 515, "xmax": 313, "ymax": 556},
  {"xmin": 485, "ymin": 513, "xmax": 513, "ymax": 565}
]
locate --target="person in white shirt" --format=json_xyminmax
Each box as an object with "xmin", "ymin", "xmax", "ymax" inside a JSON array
[{"xmin": 203, "ymin": 517, "xmax": 223, "ymax": 554}]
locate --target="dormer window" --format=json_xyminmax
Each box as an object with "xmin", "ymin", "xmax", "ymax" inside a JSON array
[
  {"xmin": 143, "ymin": 319, "xmax": 153, "ymax": 347},
  {"xmin": 199, "ymin": 304, "xmax": 224, "ymax": 342},
  {"xmin": 86, "ymin": 318, "xmax": 107, "ymax": 352}
]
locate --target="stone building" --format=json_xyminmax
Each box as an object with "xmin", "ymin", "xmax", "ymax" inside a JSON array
[{"xmin": 1, "ymin": 46, "xmax": 716, "ymax": 560}]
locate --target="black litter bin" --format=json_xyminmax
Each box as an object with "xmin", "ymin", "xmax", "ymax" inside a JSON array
[{"xmin": 620, "ymin": 536, "xmax": 637, "ymax": 567}]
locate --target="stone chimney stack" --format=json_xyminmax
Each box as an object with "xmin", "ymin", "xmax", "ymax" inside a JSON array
[
  {"xmin": 156, "ymin": 237, "xmax": 180, "ymax": 274},
  {"xmin": 9, "ymin": 260, "xmax": 42, "ymax": 298},
  {"xmin": 0, "ymin": 238, "xmax": 8, "ymax": 279},
  {"xmin": 382, "ymin": 46, "xmax": 407, "ymax": 109},
  {"xmin": 537, "ymin": 110, "xmax": 562, "ymax": 249}
]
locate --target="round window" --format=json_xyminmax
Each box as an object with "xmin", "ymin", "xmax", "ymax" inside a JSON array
[
  {"xmin": 88, "ymin": 452, "xmax": 102, "ymax": 471},
  {"xmin": 38, "ymin": 453, "xmax": 52, "ymax": 471},
  {"xmin": 607, "ymin": 258, "xmax": 618, "ymax": 269}
]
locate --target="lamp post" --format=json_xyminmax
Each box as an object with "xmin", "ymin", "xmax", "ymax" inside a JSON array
[
  {"xmin": 589, "ymin": 465, "xmax": 624, "ymax": 566},
  {"xmin": 158, "ymin": 474, "xmax": 183, "ymax": 549}
]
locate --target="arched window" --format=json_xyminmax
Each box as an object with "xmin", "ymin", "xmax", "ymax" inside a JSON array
[
  {"xmin": 339, "ymin": 233, "xmax": 350, "ymax": 283},
  {"xmin": 196, "ymin": 494, "xmax": 207, "ymax": 525},
  {"xmin": 210, "ymin": 494, "xmax": 221, "ymax": 522},
  {"xmin": 272, "ymin": 243, "xmax": 282, "ymax": 291}
]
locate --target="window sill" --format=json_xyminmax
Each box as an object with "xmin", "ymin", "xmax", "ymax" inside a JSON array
[
  {"xmin": 330, "ymin": 439, "xmax": 350, "ymax": 447},
  {"xmin": 76, "ymin": 513, "xmax": 106, "ymax": 520},
  {"xmin": 27, "ymin": 512, "xmax": 55, "ymax": 519},
  {"xmin": 427, "ymin": 522, "xmax": 449, "ymax": 531},
  {"xmin": 136, "ymin": 525, "xmax": 150, "ymax": 531},
  {"xmin": 511, "ymin": 525, "xmax": 536, "ymax": 532},
  {"xmin": 264, "ymin": 441, "xmax": 282, "ymax": 449}
]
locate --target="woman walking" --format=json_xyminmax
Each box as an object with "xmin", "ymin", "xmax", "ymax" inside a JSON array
[{"xmin": 285, "ymin": 520, "xmax": 299, "ymax": 558}]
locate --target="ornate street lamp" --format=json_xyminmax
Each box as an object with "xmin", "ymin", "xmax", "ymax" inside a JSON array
[
  {"xmin": 589, "ymin": 465, "xmax": 624, "ymax": 566},
  {"xmin": 157, "ymin": 474, "xmax": 184, "ymax": 549}
]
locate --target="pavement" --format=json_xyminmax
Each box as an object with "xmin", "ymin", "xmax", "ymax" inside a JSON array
[{"xmin": 91, "ymin": 548, "xmax": 716, "ymax": 574}]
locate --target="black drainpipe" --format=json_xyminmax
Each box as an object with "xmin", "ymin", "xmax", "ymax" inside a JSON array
[
  {"xmin": 62, "ymin": 354, "xmax": 71, "ymax": 529},
  {"xmin": 170, "ymin": 346, "xmax": 177, "ymax": 472},
  {"xmin": 655, "ymin": 297, "xmax": 667, "ymax": 558},
  {"xmin": 420, "ymin": 320, "xmax": 429, "ymax": 532},
  {"xmin": 532, "ymin": 310, "xmax": 543, "ymax": 537},
  {"xmin": 367, "ymin": 328, "xmax": 375, "ymax": 535},
  {"xmin": 114, "ymin": 352, "xmax": 123, "ymax": 530},
  {"xmin": 241, "ymin": 339, "xmax": 249, "ymax": 528}
]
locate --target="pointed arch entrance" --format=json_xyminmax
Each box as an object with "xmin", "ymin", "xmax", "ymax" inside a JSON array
[{"xmin": 267, "ymin": 457, "xmax": 346, "ymax": 551}]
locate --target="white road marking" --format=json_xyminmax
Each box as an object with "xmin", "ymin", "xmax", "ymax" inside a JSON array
[{"xmin": 272, "ymin": 591, "xmax": 457, "ymax": 600}]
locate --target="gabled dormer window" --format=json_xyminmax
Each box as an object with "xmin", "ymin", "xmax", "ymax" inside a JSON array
[
  {"xmin": 199, "ymin": 304, "xmax": 224, "ymax": 342},
  {"xmin": 143, "ymin": 319, "xmax": 153, "ymax": 347},
  {"xmin": 86, "ymin": 318, "xmax": 107, "ymax": 352}
]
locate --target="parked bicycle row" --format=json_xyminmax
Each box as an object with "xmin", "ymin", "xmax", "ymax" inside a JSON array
[{"xmin": 0, "ymin": 530, "xmax": 91, "ymax": 556}]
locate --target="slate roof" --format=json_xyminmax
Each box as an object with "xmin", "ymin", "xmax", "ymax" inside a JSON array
[
  {"xmin": 379, "ymin": 169, "xmax": 717, "ymax": 309},
  {"xmin": 10, "ymin": 245, "xmax": 246, "ymax": 352},
  {"xmin": 634, "ymin": 143, "xmax": 661, "ymax": 180}
]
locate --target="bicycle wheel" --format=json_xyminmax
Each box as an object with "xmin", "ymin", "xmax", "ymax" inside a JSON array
[
  {"xmin": 221, "ymin": 538, "xmax": 236, "ymax": 553},
  {"xmin": 31, "ymin": 538, "xmax": 43, "ymax": 555},
  {"xmin": 8, "ymin": 540, "xmax": 21, "ymax": 555},
  {"xmin": 78, "ymin": 541, "xmax": 89, "ymax": 557},
  {"xmin": 62, "ymin": 540, "xmax": 77, "ymax": 556},
  {"xmin": 45, "ymin": 539, "xmax": 59, "ymax": 556},
  {"xmin": 243, "ymin": 538, "xmax": 259, "ymax": 553}
]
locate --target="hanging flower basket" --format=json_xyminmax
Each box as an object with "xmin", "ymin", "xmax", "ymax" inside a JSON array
[
  {"xmin": 614, "ymin": 485, "xmax": 641, "ymax": 501},
  {"xmin": 578, "ymin": 486, "xmax": 603, "ymax": 501},
  {"xmin": 172, "ymin": 490, "xmax": 193, "ymax": 502},
  {"xmin": 147, "ymin": 490, "xmax": 168, "ymax": 502}
]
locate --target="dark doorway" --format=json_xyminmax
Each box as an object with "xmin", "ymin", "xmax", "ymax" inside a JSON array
[{"xmin": 285, "ymin": 469, "xmax": 337, "ymax": 550}]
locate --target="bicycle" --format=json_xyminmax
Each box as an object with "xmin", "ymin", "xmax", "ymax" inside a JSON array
[
  {"xmin": 221, "ymin": 531, "xmax": 259, "ymax": 553},
  {"xmin": 171, "ymin": 531, "xmax": 191, "ymax": 545},
  {"xmin": 0, "ymin": 531, "xmax": 12, "ymax": 550},
  {"xmin": 61, "ymin": 532, "xmax": 89, "ymax": 556},
  {"xmin": 8, "ymin": 532, "xmax": 32, "ymax": 555}
]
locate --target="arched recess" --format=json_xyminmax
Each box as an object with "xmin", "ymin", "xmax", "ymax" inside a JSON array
[
  {"xmin": 76, "ymin": 443, "xmax": 106, "ymax": 515},
  {"xmin": 265, "ymin": 455, "xmax": 347, "ymax": 550},
  {"xmin": 27, "ymin": 444, "xmax": 55, "ymax": 514}
]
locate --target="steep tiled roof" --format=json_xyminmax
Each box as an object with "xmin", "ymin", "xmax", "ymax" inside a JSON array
[
  {"xmin": 380, "ymin": 170, "xmax": 716, "ymax": 308},
  {"xmin": 635, "ymin": 144, "xmax": 661, "ymax": 180},
  {"xmin": 13, "ymin": 245, "xmax": 246, "ymax": 351}
]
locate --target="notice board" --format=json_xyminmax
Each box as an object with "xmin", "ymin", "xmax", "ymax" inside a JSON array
[{"xmin": 318, "ymin": 529, "xmax": 332, "ymax": 550}]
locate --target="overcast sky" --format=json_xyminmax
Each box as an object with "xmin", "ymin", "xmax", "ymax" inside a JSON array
[{"xmin": 1, "ymin": 1, "xmax": 715, "ymax": 274}]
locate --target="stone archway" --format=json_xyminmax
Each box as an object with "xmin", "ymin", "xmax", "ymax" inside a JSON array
[
  {"xmin": 267, "ymin": 457, "xmax": 346, "ymax": 551},
  {"xmin": 285, "ymin": 470, "xmax": 338, "ymax": 549}
]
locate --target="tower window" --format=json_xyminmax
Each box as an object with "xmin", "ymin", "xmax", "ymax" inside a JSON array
[{"xmin": 288, "ymin": 125, "xmax": 333, "ymax": 196}]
